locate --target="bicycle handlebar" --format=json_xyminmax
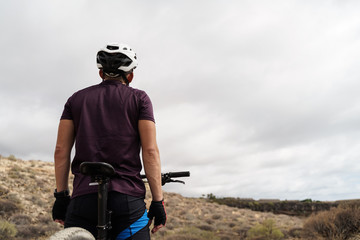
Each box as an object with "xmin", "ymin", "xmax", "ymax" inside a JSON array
[
  {"xmin": 164, "ymin": 171, "xmax": 190, "ymax": 178},
  {"xmin": 141, "ymin": 171, "xmax": 190, "ymax": 186}
]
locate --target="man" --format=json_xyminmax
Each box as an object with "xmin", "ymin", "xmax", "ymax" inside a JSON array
[{"xmin": 52, "ymin": 43, "xmax": 166, "ymax": 239}]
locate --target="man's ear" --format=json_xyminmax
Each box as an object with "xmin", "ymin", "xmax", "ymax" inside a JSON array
[
  {"xmin": 99, "ymin": 69, "xmax": 104, "ymax": 79},
  {"xmin": 127, "ymin": 72, "xmax": 134, "ymax": 83}
]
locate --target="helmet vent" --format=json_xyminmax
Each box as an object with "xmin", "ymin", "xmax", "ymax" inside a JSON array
[{"xmin": 107, "ymin": 45, "xmax": 119, "ymax": 50}]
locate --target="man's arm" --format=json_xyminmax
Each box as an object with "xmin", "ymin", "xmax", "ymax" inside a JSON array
[
  {"xmin": 139, "ymin": 120, "xmax": 166, "ymax": 234},
  {"xmin": 52, "ymin": 119, "xmax": 75, "ymax": 224},
  {"xmin": 139, "ymin": 120, "xmax": 163, "ymax": 201},
  {"xmin": 54, "ymin": 119, "xmax": 75, "ymax": 192}
]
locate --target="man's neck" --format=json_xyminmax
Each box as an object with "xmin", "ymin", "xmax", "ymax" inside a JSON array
[{"xmin": 104, "ymin": 78, "xmax": 127, "ymax": 85}]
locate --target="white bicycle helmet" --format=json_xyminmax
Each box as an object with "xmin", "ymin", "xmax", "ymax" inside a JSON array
[{"xmin": 96, "ymin": 43, "xmax": 138, "ymax": 73}]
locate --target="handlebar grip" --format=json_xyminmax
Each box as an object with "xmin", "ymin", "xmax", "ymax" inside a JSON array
[
  {"xmin": 167, "ymin": 171, "xmax": 190, "ymax": 178},
  {"xmin": 140, "ymin": 171, "xmax": 190, "ymax": 179}
]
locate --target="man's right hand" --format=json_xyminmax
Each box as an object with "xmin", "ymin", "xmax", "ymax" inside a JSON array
[
  {"xmin": 52, "ymin": 190, "xmax": 71, "ymax": 224},
  {"xmin": 147, "ymin": 200, "xmax": 167, "ymax": 233}
]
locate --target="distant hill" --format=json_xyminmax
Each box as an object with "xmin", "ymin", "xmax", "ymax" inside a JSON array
[
  {"xmin": 0, "ymin": 156, "xmax": 305, "ymax": 240},
  {"xmin": 207, "ymin": 196, "xmax": 339, "ymax": 217}
]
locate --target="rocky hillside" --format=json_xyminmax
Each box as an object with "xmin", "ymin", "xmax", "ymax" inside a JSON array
[{"xmin": 0, "ymin": 156, "xmax": 305, "ymax": 240}]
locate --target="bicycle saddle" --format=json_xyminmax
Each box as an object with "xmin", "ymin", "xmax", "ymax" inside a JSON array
[{"xmin": 80, "ymin": 162, "xmax": 115, "ymax": 178}]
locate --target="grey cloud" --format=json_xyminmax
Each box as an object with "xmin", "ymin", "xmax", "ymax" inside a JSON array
[{"xmin": 1, "ymin": 0, "xmax": 360, "ymax": 200}]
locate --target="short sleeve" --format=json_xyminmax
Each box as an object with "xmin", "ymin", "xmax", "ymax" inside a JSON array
[
  {"xmin": 139, "ymin": 92, "xmax": 155, "ymax": 123},
  {"xmin": 60, "ymin": 97, "xmax": 73, "ymax": 120}
]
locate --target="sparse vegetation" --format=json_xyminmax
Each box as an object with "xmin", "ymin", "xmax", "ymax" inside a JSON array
[
  {"xmin": 8, "ymin": 213, "xmax": 61, "ymax": 239},
  {"xmin": 11, "ymin": 156, "xmax": 360, "ymax": 240},
  {"xmin": 207, "ymin": 195, "xmax": 337, "ymax": 216},
  {"xmin": 0, "ymin": 219, "xmax": 17, "ymax": 240},
  {"xmin": 10, "ymin": 214, "xmax": 32, "ymax": 225},
  {"xmin": 304, "ymin": 200, "xmax": 360, "ymax": 239},
  {"xmin": 0, "ymin": 199, "xmax": 22, "ymax": 217},
  {"xmin": 246, "ymin": 219, "xmax": 284, "ymax": 240},
  {"xmin": 27, "ymin": 194, "xmax": 47, "ymax": 207},
  {"xmin": 0, "ymin": 186, "xmax": 9, "ymax": 197},
  {"xmin": 8, "ymin": 165, "xmax": 24, "ymax": 179},
  {"xmin": 7, "ymin": 154, "xmax": 17, "ymax": 161},
  {"xmin": 162, "ymin": 226, "xmax": 221, "ymax": 240}
]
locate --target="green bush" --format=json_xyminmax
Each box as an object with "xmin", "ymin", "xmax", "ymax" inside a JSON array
[
  {"xmin": 0, "ymin": 219, "xmax": 17, "ymax": 240},
  {"xmin": 247, "ymin": 219, "xmax": 284, "ymax": 240},
  {"xmin": 207, "ymin": 193, "xmax": 217, "ymax": 200}
]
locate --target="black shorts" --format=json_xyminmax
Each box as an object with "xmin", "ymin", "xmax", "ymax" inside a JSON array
[{"xmin": 64, "ymin": 192, "xmax": 150, "ymax": 240}]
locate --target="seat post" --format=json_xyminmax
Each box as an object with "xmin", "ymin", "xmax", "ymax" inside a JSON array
[
  {"xmin": 79, "ymin": 162, "xmax": 115, "ymax": 240},
  {"xmin": 97, "ymin": 177, "xmax": 110, "ymax": 240}
]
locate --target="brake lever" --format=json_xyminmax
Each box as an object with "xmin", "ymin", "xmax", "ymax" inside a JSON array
[
  {"xmin": 170, "ymin": 179, "xmax": 185, "ymax": 184},
  {"xmin": 163, "ymin": 179, "xmax": 185, "ymax": 185}
]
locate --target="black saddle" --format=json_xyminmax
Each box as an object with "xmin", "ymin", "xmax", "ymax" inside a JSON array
[{"xmin": 80, "ymin": 162, "xmax": 115, "ymax": 178}]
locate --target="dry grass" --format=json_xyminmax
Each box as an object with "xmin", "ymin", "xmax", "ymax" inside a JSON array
[
  {"xmin": 303, "ymin": 201, "xmax": 360, "ymax": 240},
  {"xmin": 0, "ymin": 156, "xmax": 306, "ymax": 239}
]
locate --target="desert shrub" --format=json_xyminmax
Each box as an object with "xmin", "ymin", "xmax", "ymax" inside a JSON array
[
  {"xmin": 209, "ymin": 197, "xmax": 335, "ymax": 216},
  {"xmin": 27, "ymin": 194, "xmax": 46, "ymax": 206},
  {"xmin": 0, "ymin": 186, "xmax": 9, "ymax": 197},
  {"xmin": 11, "ymin": 214, "xmax": 60, "ymax": 239},
  {"xmin": 164, "ymin": 227, "xmax": 220, "ymax": 240},
  {"xmin": 34, "ymin": 176, "xmax": 46, "ymax": 188},
  {"xmin": 16, "ymin": 224, "xmax": 48, "ymax": 238},
  {"xmin": 2, "ymin": 193, "xmax": 21, "ymax": 204},
  {"xmin": 8, "ymin": 166, "xmax": 23, "ymax": 178},
  {"xmin": 196, "ymin": 224, "xmax": 214, "ymax": 231},
  {"xmin": 0, "ymin": 199, "xmax": 21, "ymax": 217},
  {"xmin": 205, "ymin": 218, "xmax": 214, "ymax": 225},
  {"xmin": 228, "ymin": 222, "xmax": 236, "ymax": 228},
  {"xmin": 9, "ymin": 214, "xmax": 34, "ymax": 238},
  {"xmin": 36, "ymin": 214, "xmax": 52, "ymax": 224},
  {"xmin": 165, "ymin": 236, "xmax": 202, "ymax": 240},
  {"xmin": 246, "ymin": 219, "xmax": 284, "ymax": 240},
  {"xmin": 36, "ymin": 214, "xmax": 62, "ymax": 236},
  {"xmin": 10, "ymin": 214, "xmax": 32, "ymax": 225},
  {"xmin": 287, "ymin": 228, "xmax": 304, "ymax": 238},
  {"xmin": 184, "ymin": 213, "xmax": 196, "ymax": 221},
  {"xmin": 304, "ymin": 206, "xmax": 360, "ymax": 240},
  {"xmin": 218, "ymin": 236, "xmax": 232, "ymax": 240},
  {"xmin": 207, "ymin": 193, "xmax": 217, "ymax": 200},
  {"xmin": 7, "ymin": 154, "xmax": 17, "ymax": 161},
  {"xmin": 179, "ymin": 210, "xmax": 187, "ymax": 215},
  {"xmin": 0, "ymin": 219, "xmax": 17, "ymax": 240},
  {"xmin": 165, "ymin": 217, "xmax": 180, "ymax": 230},
  {"xmin": 211, "ymin": 214, "xmax": 222, "ymax": 220},
  {"xmin": 338, "ymin": 200, "xmax": 360, "ymax": 210}
]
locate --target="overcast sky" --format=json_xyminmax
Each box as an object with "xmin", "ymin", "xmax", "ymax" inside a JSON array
[{"xmin": 1, "ymin": 0, "xmax": 360, "ymax": 201}]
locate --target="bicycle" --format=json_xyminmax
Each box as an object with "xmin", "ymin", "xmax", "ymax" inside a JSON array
[{"xmin": 49, "ymin": 162, "xmax": 190, "ymax": 240}]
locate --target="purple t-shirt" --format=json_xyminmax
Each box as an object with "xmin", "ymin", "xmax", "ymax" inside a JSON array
[{"xmin": 61, "ymin": 80, "xmax": 155, "ymax": 198}]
